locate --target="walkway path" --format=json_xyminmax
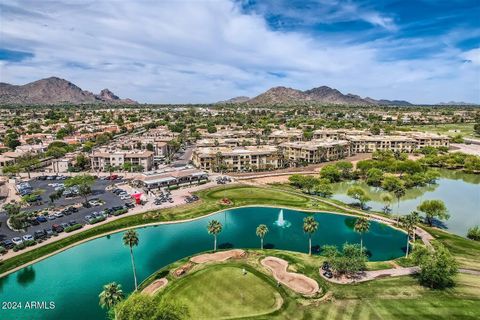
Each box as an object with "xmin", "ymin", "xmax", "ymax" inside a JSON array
[
  {"xmin": 320, "ymin": 267, "xmax": 480, "ymax": 284},
  {"xmin": 320, "ymin": 267, "xmax": 420, "ymax": 284}
]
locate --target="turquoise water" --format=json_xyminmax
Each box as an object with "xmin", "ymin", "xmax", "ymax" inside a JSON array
[
  {"xmin": 331, "ymin": 169, "xmax": 480, "ymax": 236},
  {"xmin": 0, "ymin": 207, "xmax": 406, "ymax": 320}
]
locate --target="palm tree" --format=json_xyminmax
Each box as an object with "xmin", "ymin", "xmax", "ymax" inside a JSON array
[
  {"xmin": 207, "ymin": 220, "xmax": 223, "ymax": 252},
  {"xmin": 393, "ymin": 186, "xmax": 406, "ymax": 225},
  {"xmin": 400, "ymin": 215, "xmax": 414, "ymax": 257},
  {"xmin": 303, "ymin": 216, "xmax": 319, "ymax": 255},
  {"xmin": 123, "ymin": 229, "xmax": 139, "ymax": 290},
  {"xmin": 381, "ymin": 193, "xmax": 393, "ymax": 214},
  {"xmin": 99, "ymin": 282, "xmax": 124, "ymax": 309},
  {"xmin": 353, "ymin": 217, "xmax": 370, "ymax": 252},
  {"xmin": 409, "ymin": 211, "xmax": 421, "ymax": 242},
  {"xmin": 256, "ymin": 224, "xmax": 269, "ymax": 249}
]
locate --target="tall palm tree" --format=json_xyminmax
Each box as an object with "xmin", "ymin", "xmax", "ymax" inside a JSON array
[
  {"xmin": 400, "ymin": 215, "xmax": 415, "ymax": 257},
  {"xmin": 303, "ymin": 216, "xmax": 319, "ymax": 255},
  {"xmin": 353, "ymin": 217, "xmax": 370, "ymax": 252},
  {"xmin": 207, "ymin": 220, "xmax": 223, "ymax": 252},
  {"xmin": 123, "ymin": 229, "xmax": 139, "ymax": 290},
  {"xmin": 256, "ymin": 224, "xmax": 269, "ymax": 249},
  {"xmin": 409, "ymin": 211, "xmax": 421, "ymax": 242},
  {"xmin": 99, "ymin": 282, "xmax": 124, "ymax": 309},
  {"xmin": 393, "ymin": 186, "xmax": 406, "ymax": 225}
]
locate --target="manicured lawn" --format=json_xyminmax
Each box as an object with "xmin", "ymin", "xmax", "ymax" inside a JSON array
[
  {"xmin": 405, "ymin": 123, "xmax": 477, "ymax": 139},
  {"xmin": 141, "ymin": 250, "xmax": 480, "ymax": 320},
  {"xmin": 427, "ymin": 227, "xmax": 480, "ymax": 271},
  {"xmin": 160, "ymin": 265, "xmax": 282, "ymax": 319}
]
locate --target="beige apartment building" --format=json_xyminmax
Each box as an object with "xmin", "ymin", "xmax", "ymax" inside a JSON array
[
  {"xmin": 347, "ymin": 135, "xmax": 418, "ymax": 153},
  {"xmin": 406, "ymin": 132, "xmax": 450, "ymax": 148},
  {"xmin": 91, "ymin": 150, "xmax": 154, "ymax": 171},
  {"xmin": 268, "ymin": 129, "xmax": 304, "ymax": 144},
  {"xmin": 192, "ymin": 146, "xmax": 281, "ymax": 172},
  {"xmin": 280, "ymin": 140, "xmax": 351, "ymax": 166}
]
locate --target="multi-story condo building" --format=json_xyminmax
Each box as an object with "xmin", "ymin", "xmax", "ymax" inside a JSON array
[
  {"xmin": 91, "ymin": 149, "xmax": 154, "ymax": 171},
  {"xmin": 192, "ymin": 146, "xmax": 280, "ymax": 172},
  {"xmin": 268, "ymin": 129, "xmax": 304, "ymax": 144},
  {"xmin": 347, "ymin": 135, "xmax": 418, "ymax": 153},
  {"xmin": 280, "ymin": 140, "xmax": 351, "ymax": 166},
  {"xmin": 405, "ymin": 132, "xmax": 450, "ymax": 148},
  {"xmin": 312, "ymin": 129, "xmax": 367, "ymax": 140}
]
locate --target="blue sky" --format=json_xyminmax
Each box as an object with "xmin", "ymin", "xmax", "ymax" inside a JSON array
[{"xmin": 0, "ymin": 0, "xmax": 479, "ymax": 103}]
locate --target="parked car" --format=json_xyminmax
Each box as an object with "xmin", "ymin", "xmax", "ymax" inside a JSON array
[
  {"xmin": 29, "ymin": 218, "xmax": 40, "ymax": 226},
  {"xmin": 52, "ymin": 224, "xmax": 64, "ymax": 233},
  {"xmin": 54, "ymin": 212, "xmax": 64, "ymax": 218},
  {"xmin": 22, "ymin": 234, "xmax": 34, "ymax": 242},
  {"xmin": 47, "ymin": 215, "xmax": 56, "ymax": 220},
  {"xmin": 12, "ymin": 237, "xmax": 23, "ymax": 245},
  {"xmin": 36, "ymin": 216, "xmax": 48, "ymax": 223},
  {"xmin": 323, "ymin": 271, "xmax": 333, "ymax": 279},
  {"xmin": 44, "ymin": 228, "xmax": 54, "ymax": 237},
  {"xmin": 125, "ymin": 203, "xmax": 135, "ymax": 208},
  {"xmin": 34, "ymin": 230, "xmax": 46, "ymax": 240},
  {"xmin": 69, "ymin": 220, "xmax": 78, "ymax": 226},
  {"xmin": 1, "ymin": 239, "xmax": 14, "ymax": 249}
]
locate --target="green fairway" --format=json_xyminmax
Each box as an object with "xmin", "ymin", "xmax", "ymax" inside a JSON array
[
  {"xmin": 205, "ymin": 185, "xmax": 309, "ymax": 205},
  {"xmin": 161, "ymin": 265, "xmax": 282, "ymax": 319},
  {"xmin": 427, "ymin": 227, "xmax": 480, "ymax": 271},
  {"xmin": 146, "ymin": 250, "xmax": 480, "ymax": 320},
  {"xmin": 405, "ymin": 123, "xmax": 478, "ymax": 139}
]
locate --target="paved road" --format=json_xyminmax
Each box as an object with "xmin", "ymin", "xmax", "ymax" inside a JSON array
[{"xmin": 0, "ymin": 178, "xmax": 128, "ymax": 240}]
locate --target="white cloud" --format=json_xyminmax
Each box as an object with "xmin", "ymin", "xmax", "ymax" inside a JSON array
[{"xmin": 0, "ymin": 0, "xmax": 478, "ymax": 103}]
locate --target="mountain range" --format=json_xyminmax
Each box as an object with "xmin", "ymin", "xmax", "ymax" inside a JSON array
[
  {"xmin": 222, "ymin": 86, "xmax": 412, "ymax": 106},
  {"xmin": 0, "ymin": 77, "xmax": 137, "ymax": 105}
]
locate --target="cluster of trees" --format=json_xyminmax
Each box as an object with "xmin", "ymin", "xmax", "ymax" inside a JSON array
[
  {"xmin": 411, "ymin": 244, "xmax": 458, "ymax": 289},
  {"xmin": 2, "ymin": 203, "xmax": 26, "ymax": 230},
  {"xmin": 46, "ymin": 141, "xmax": 76, "ymax": 159},
  {"xmin": 322, "ymin": 243, "xmax": 368, "ymax": 276},
  {"xmin": 65, "ymin": 174, "xmax": 95, "ymax": 204},
  {"xmin": 420, "ymin": 151, "xmax": 480, "ymax": 173},
  {"xmin": 357, "ymin": 150, "xmax": 441, "ymax": 189}
]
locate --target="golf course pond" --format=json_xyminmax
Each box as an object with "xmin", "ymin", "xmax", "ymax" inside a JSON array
[
  {"xmin": 0, "ymin": 206, "xmax": 407, "ymax": 320},
  {"xmin": 330, "ymin": 169, "xmax": 480, "ymax": 236}
]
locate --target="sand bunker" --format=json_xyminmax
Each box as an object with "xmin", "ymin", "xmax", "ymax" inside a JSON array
[
  {"xmin": 190, "ymin": 249, "xmax": 246, "ymax": 264},
  {"xmin": 142, "ymin": 278, "xmax": 168, "ymax": 295},
  {"xmin": 261, "ymin": 256, "xmax": 319, "ymax": 296}
]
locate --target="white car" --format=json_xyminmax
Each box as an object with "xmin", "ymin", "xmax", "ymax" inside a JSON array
[
  {"xmin": 12, "ymin": 237, "xmax": 23, "ymax": 245},
  {"xmin": 120, "ymin": 195, "xmax": 131, "ymax": 200},
  {"xmin": 22, "ymin": 234, "xmax": 34, "ymax": 241},
  {"xmin": 54, "ymin": 212, "xmax": 64, "ymax": 218}
]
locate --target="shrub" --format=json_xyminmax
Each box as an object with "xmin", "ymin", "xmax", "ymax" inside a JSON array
[
  {"xmin": 0, "ymin": 246, "xmax": 7, "ymax": 255},
  {"xmin": 168, "ymin": 185, "xmax": 179, "ymax": 190},
  {"xmin": 65, "ymin": 224, "xmax": 83, "ymax": 233},
  {"xmin": 90, "ymin": 216, "xmax": 107, "ymax": 224},
  {"xmin": 467, "ymin": 225, "xmax": 480, "ymax": 241},
  {"xmin": 112, "ymin": 208, "xmax": 128, "ymax": 216}
]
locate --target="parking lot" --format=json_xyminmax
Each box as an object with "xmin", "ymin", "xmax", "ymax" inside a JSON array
[{"xmin": 0, "ymin": 176, "xmax": 131, "ymax": 245}]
